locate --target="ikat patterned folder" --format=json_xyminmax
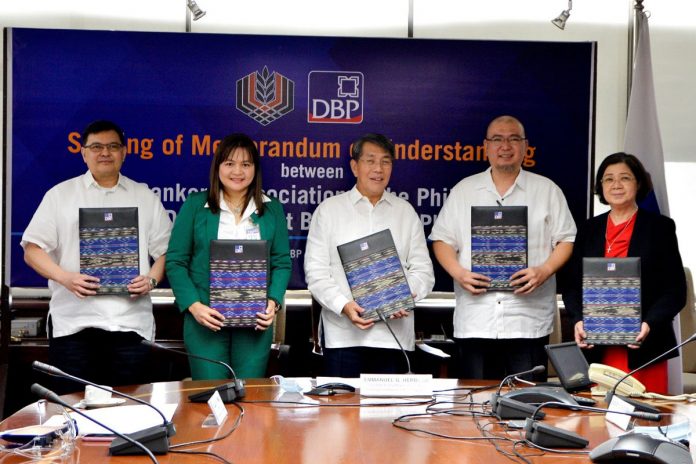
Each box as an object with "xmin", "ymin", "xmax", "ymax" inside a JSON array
[
  {"xmin": 210, "ymin": 240, "xmax": 268, "ymax": 328},
  {"xmin": 337, "ymin": 229, "xmax": 414, "ymax": 322},
  {"xmin": 471, "ymin": 206, "xmax": 528, "ymax": 291},
  {"xmin": 79, "ymin": 207, "xmax": 139, "ymax": 295},
  {"xmin": 582, "ymin": 257, "xmax": 641, "ymax": 345}
]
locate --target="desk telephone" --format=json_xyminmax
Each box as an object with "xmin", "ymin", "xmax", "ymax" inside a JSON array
[{"xmin": 588, "ymin": 363, "xmax": 647, "ymax": 396}]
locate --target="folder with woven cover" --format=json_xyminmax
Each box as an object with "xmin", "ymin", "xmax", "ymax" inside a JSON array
[
  {"xmin": 471, "ymin": 206, "xmax": 528, "ymax": 291},
  {"xmin": 210, "ymin": 240, "xmax": 268, "ymax": 328},
  {"xmin": 582, "ymin": 257, "xmax": 641, "ymax": 345},
  {"xmin": 337, "ymin": 229, "xmax": 414, "ymax": 322},
  {"xmin": 79, "ymin": 207, "xmax": 139, "ymax": 295}
]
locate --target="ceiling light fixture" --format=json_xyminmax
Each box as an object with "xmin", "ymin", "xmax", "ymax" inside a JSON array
[
  {"xmin": 551, "ymin": 0, "xmax": 573, "ymax": 30},
  {"xmin": 187, "ymin": 0, "xmax": 206, "ymax": 21}
]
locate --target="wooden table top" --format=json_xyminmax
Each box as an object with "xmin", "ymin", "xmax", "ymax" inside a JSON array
[{"xmin": 1, "ymin": 378, "xmax": 694, "ymax": 463}]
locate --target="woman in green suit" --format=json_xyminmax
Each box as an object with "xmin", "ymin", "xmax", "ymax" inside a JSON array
[{"xmin": 166, "ymin": 133, "xmax": 291, "ymax": 379}]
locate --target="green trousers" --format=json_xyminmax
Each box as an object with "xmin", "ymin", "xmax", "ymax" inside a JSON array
[{"xmin": 183, "ymin": 312, "xmax": 273, "ymax": 379}]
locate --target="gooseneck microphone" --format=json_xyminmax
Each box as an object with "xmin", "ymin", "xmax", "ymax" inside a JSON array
[
  {"xmin": 524, "ymin": 401, "xmax": 662, "ymax": 449},
  {"xmin": 375, "ymin": 308, "xmax": 412, "ymax": 374},
  {"xmin": 141, "ymin": 340, "xmax": 245, "ymax": 402},
  {"xmin": 530, "ymin": 400, "xmax": 662, "ymax": 423},
  {"xmin": 495, "ymin": 365, "xmax": 546, "ymax": 397},
  {"xmin": 32, "ymin": 361, "xmax": 175, "ymax": 437},
  {"xmin": 32, "ymin": 361, "xmax": 174, "ymax": 455},
  {"xmin": 30, "ymin": 383, "xmax": 160, "ymax": 463},
  {"xmin": 605, "ymin": 332, "xmax": 696, "ymax": 410},
  {"xmin": 491, "ymin": 365, "xmax": 546, "ymax": 408}
]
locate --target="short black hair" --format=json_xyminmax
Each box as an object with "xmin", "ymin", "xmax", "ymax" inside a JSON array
[
  {"xmin": 351, "ymin": 133, "xmax": 395, "ymax": 160},
  {"xmin": 81, "ymin": 120, "xmax": 126, "ymax": 145},
  {"xmin": 595, "ymin": 152, "xmax": 653, "ymax": 205}
]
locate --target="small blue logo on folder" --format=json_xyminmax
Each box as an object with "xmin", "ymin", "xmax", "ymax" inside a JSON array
[
  {"xmin": 104, "ymin": 213, "xmax": 113, "ymax": 221},
  {"xmin": 360, "ymin": 242, "xmax": 369, "ymax": 251},
  {"xmin": 235, "ymin": 245, "xmax": 244, "ymax": 253}
]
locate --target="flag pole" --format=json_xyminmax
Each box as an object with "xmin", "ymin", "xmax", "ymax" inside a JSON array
[
  {"xmin": 625, "ymin": 0, "xmax": 685, "ymax": 394},
  {"xmin": 627, "ymin": 0, "xmax": 644, "ymax": 103},
  {"xmin": 633, "ymin": 1, "xmax": 645, "ymax": 57}
]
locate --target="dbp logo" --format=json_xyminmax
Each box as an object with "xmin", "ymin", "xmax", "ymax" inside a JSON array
[
  {"xmin": 308, "ymin": 71, "xmax": 364, "ymax": 124},
  {"xmin": 236, "ymin": 66, "xmax": 294, "ymax": 126}
]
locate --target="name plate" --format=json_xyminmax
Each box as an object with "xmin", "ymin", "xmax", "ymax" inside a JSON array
[
  {"xmin": 605, "ymin": 396, "xmax": 635, "ymax": 430},
  {"xmin": 359, "ymin": 374, "xmax": 433, "ymax": 397},
  {"xmin": 203, "ymin": 390, "xmax": 228, "ymax": 427}
]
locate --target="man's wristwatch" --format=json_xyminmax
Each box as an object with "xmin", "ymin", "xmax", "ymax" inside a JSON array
[{"xmin": 148, "ymin": 277, "xmax": 158, "ymax": 290}]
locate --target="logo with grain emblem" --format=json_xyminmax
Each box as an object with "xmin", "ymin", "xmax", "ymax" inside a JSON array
[{"xmin": 236, "ymin": 66, "xmax": 294, "ymax": 126}]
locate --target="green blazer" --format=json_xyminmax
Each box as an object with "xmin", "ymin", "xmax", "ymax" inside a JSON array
[{"xmin": 166, "ymin": 191, "xmax": 291, "ymax": 313}]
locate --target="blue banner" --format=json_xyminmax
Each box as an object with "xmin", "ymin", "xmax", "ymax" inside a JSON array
[{"xmin": 8, "ymin": 28, "xmax": 595, "ymax": 289}]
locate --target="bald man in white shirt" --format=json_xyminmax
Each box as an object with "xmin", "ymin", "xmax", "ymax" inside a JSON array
[{"xmin": 430, "ymin": 115, "xmax": 576, "ymax": 381}]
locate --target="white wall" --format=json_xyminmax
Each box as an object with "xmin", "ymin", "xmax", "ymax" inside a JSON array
[
  {"xmin": 2, "ymin": 0, "xmax": 695, "ymax": 279},
  {"xmin": 649, "ymin": 3, "xmax": 696, "ymax": 272}
]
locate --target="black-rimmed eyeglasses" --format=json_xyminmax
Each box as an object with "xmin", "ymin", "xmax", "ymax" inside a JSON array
[{"xmin": 83, "ymin": 143, "xmax": 124, "ymax": 153}]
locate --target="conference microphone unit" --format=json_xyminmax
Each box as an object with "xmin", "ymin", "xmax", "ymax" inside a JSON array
[
  {"xmin": 491, "ymin": 365, "xmax": 546, "ymax": 410},
  {"xmin": 32, "ymin": 361, "xmax": 175, "ymax": 438},
  {"xmin": 523, "ymin": 401, "xmax": 662, "ymax": 449},
  {"xmin": 30, "ymin": 383, "xmax": 161, "ymax": 463},
  {"xmin": 524, "ymin": 418, "xmax": 589, "ymax": 449},
  {"xmin": 141, "ymin": 340, "xmax": 245, "ymax": 402},
  {"xmin": 495, "ymin": 396, "xmax": 547, "ymax": 420},
  {"xmin": 605, "ymin": 332, "xmax": 696, "ymax": 413},
  {"xmin": 376, "ymin": 308, "xmax": 412, "ymax": 374}
]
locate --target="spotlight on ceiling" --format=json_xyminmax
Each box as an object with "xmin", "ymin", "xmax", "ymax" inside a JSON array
[
  {"xmin": 187, "ymin": 0, "xmax": 206, "ymax": 21},
  {"xmin": 551, "ymin": 0, "xmax": 573, "ymax": 30}
]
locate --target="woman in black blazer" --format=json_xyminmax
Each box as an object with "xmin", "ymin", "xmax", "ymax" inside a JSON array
[{"xmin": 563, "ymin": 152, "xmax": 686, "ymax": 394}]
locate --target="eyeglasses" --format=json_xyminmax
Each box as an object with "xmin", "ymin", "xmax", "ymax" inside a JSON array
[
  {"xmin": 359, "ymin": 158, "xmax": 393, "ymax": 168},
  {"xmin": 601, "ymin": 175, "xmax": 635, "ymax": 185},
  {"xmin": 83, "ymin": 143, "xmax": 124, "ymax": 153},
  {"xmin": 485, "ymin": 136, "xmax": 527, "ymax": 145}
]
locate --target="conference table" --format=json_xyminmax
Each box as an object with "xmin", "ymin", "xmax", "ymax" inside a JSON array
[{"xmin": 1, "ymin": 378, "xmax": 695, "ymax": 463}]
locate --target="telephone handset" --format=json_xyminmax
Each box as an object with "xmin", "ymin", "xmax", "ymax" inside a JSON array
[{"xmin": 588, "ymin": 363, "xmax": 647, "ymax": 396}]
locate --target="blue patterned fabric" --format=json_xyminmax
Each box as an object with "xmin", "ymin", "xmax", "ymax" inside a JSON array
[
  {"xmin": 79, "ymin": 226, "xmax": 139, "ymax": 294},
  {"xmin": 583, "ymin": 276, "xmax": 641, "ymax": 345},
  {"xmin": 471, "ymin": 224, "xmax": 527, "ymax": 290},
  {"xmin": 209, "ymin": 241, "xmax": 268, "ymax": 328},
  {"xmin": 342, "ymin": 246, "xmax": 414, "ymax": 322}
]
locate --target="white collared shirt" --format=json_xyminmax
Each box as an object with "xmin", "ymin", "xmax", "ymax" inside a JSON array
[
  {"xmin": 429, "ymin": 168, "xmax": 576, "ymax": 339},
  {"xmin": 21, "ymin": 171, "xmax": 172, "ymax": 340},
  {"xmin": 304, "ymin": 186, "xmax": 435, "ymax": 350},
  {"xmin": 213, "ymin": 193, "xmax": 271, "ymax": 240}
]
